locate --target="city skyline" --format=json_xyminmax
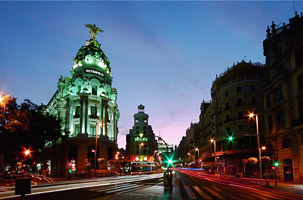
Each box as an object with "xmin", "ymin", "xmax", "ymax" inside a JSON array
[{"xmin": 1, "ymin": 1, "xmax": 303, "ymax": 149}]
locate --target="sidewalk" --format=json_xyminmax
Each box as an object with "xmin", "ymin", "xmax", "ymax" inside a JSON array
[{"xmin": 266, "ymin": 180, "xmax": 303, "ymax": 194}]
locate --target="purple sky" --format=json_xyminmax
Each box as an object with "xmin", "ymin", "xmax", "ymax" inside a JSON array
[{"xmin": 1, "ymin": 1, "xmax": 303, "ymax": 149}]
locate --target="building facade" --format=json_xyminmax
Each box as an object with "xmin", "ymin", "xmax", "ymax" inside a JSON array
[
  {"xmin": 263, "ymin": 13, "xmax": 303, "ymax": 182},
  {"xmin": 126, "ymin": 105, "xmax": 157, "ymax": 163},
  {"xmin": 198, "ymin": 61, "xmax": 266, "ymax": 174},
  {"xmin": 47, "ymin": 27, "xmax": 119, "ymax": 175}
]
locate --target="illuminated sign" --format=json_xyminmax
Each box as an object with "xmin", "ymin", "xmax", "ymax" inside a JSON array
[
  {"xmin": 85, "ymin": 69, "xmax": 104, "ymax": 77},
  {"xmin": 134, "ymin": 137, "xmax": 148, "ymax": 142}
]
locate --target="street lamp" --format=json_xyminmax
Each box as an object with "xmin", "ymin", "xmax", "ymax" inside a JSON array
[
  {"xmin": 248, "ymin": 112, "xmax": 262, "ymax": 183},
  {"xmin": 24, "ymin": 149, "xmax": 31, "ymax": 167},
  {"xmin": 154, "ymin": 150, "xmax": 158, "ymax": 162},
  {"xmin": 95, "ymin": 121, "xmax": 103, "ymax": 177},
  {"xmin": 195, "ymin": 147, "xmax": 199, "ymax": 163},
  {"xmin": 210, "ymin": 139, "xmax": 217, "ymax": 172}
]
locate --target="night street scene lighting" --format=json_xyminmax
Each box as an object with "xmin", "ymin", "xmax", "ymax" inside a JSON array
[{"xmin": 1, "ymin": 2, "xmax": 303, "ymax": 200}]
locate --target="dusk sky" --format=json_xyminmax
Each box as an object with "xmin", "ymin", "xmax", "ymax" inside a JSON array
[{"xmin": 1, "ymin": 1, "xmax": 303, "ymax": 149}]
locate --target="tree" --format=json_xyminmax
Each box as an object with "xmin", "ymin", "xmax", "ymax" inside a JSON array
[{"xmin": 0, "ymin": 98, "xmax": 62, "ymax": 164}]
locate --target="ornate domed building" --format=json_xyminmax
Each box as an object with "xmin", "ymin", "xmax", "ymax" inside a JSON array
[{"xmin": 47, "ymin": 25, "xmax": 119, "ymax": 175}]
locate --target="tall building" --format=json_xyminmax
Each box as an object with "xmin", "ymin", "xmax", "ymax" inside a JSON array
[
  {"xmin": 199, "ymin": 61, "xmax": 265, "ymax": 174},
  {"xmin": 126, "ymin": 105, "xmax": 157, "ymax": 163},
  {"xmin": 263, "ymin": 13, "xmax": 303, "ymax": 182},
  {"xmin": 47, "ymin": 25, "xmax": 119, "ymax": 175}
]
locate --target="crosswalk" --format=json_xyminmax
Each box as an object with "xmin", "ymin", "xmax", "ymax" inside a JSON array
[
  {"xmin": 181, "ymin": 184, "xmax": 276, "ymax": 200},
  {"xmin": 88, "ymin": 183, "xmax": 143, "ymax": 194}
]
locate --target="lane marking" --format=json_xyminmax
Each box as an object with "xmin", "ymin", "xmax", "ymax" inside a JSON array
[
  {"xmin": 203, "ymin": 186, "xmax": 224, "ymax": 199},
  {"xmin": 105, "ymin": 184, "xmax": 141, "ymax": 193},
  {"xmin": 193, "ymin": 186, "xmax": 212, "ymax": 199},
  {"xmin": 88, "ymin": 183, "xmax": 133, "ymax": 192},
  {"xmin": 185, "ymin": 186, "xmax": 197, "ymax": 199},
  {"xmin": 96, "ymin": 183, "xmax": 138, "ymax": 193}
]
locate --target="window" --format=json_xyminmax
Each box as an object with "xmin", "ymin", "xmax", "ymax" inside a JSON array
[
  {"xmin": 225, "ymin": 102, "xmax": 230, "ymax": 110},
  {"xmin": 225, "ymin": 115, "xmax": 230, "ymax": 122},
  {"xmin": 90, "ymin": 126, "xmax": 96, "ymax": 137},
  {"xmin": 238, "ymin": 124, "xmax": 244, "ymax": 130},
  {"xmin": 295, "ymin": 46, "xmax": 303, "ymax": 67},
  {"xmin": 236, "ymin": 86, "xmax": 242, "ymax": 93},
  {"xmin": 237, "ymin": 111, "xmax": 243, "ymax": 119},
  {"xmin": 92, "ymin": 85, "xmax": 97, "ymax": 95},
  {"xmin": 282, "ymin": 138, "xmax": 291, "ymax": 148},
  {"xmin": 74, "ymin": 124, "xmax": 80, "ymax": 135},
  {"xmin": 236, "ymin": 98, "xmax": 243, "ymax": 106},
  {"xmin": 275, "ymin": 87, "xmax": 284, "ymax": 102},
  {"xmin": 91, "ymin": 106, "xmax": 97, "ymax": 116},
  {"xmin": 75, "ymin": 106, "xmax": 80, "ymax": 117},
  {"xmin": 250, "ymin": 85, "xmax": 256, "ymax": 91},
  {"xmin": 225, "ymin": 91, "xmax": 229, "ymax": 97},
  {"xmin": 297, "ymin": 74, "xmax": 303, "ymax": 91},
  {"xmin": 266, "ymin": 95, "xmax": 271, "ymax": 108},
  {"xmin": 267, "ymin": 115, "xmax": 273, "ymax": 131},
  {"xmin": 299, "ymin": 97, "xmax": 303, "ymax": 120},
  {"xmin": 277, "ymin": 110, "xmax": 285, "ymax": 130},
  {"xmin": 250, "ymin": 96, "xmax": 257, "ymax": 105}
]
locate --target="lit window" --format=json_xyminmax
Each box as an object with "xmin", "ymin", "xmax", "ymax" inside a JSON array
[{"xmin": 92, "ymin": 85, "xmax": 97, "ymax": 95}]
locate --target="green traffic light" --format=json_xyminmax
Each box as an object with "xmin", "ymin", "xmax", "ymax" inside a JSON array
[
  {"xmin": 274, "ymin": 161, "xmax": 279, "ymax": 167},
  {"xmin": 168, "ymin": 159, "xmax": 172, "ymax": 164},
  {"xmin": 227, "ymin": 135, "xmax": 234, "ymax": 142}
]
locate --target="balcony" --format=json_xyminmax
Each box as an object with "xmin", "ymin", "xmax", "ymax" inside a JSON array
[
  {"xmin": 224, "ymin": 106, "xmax": 231, "ymax": 111},
  {"xmin": 224, "ymin": 118, "xmax": 230, "ymax": 123},
  {"xmin": 235, "ymin": 102, "xmax": 243, "ymax": 107},
  {"xmin": 292, "ymin": 118, "xmax": 303, "ymax": 127},
  {"xmin": 250, "ymin": 101, "xmax": 259, "ymax": 106}
]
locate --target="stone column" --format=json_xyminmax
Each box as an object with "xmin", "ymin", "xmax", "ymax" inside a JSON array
[
  {"xmin": 80, "ymin": 99, "xmax": 84, "ymax": 135},
  {"xmin": 85, "ymin": 99, "xmax": 88, "ymax": 135},
  {"xmin": 65, "ymin": 98, "xmax": 70, "ymax": 136}
]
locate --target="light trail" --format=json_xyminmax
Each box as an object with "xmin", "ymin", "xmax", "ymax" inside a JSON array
[{"xmin": 0, "ymin": 174, "xmax": 162, "ymax": 200}]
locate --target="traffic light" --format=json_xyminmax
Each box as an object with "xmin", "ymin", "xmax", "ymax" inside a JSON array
[
  {"xmin": 163, "ymin": 152, "xmax": 176, "ymax": 168},
  {"xmin": 227, "ymin": 134, "xmax": 234, "ymax": 143},
  {"xmin": 274, "ymin": 160, "xmax": 279, "ymax": 167}
]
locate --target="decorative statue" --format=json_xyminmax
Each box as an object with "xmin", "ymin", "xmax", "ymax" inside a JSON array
[{"xmin": 85, "ymin": 24, "xmax": 103, "ymax": 40}]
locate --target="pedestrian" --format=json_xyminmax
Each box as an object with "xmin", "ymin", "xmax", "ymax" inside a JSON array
[
  {"xmin": 163, "ymin": 171, "xmax": 168, "ymax": 190},
  {"xmin": 168, "ymin": 170, "xmax": 173, "ymax": 190}
]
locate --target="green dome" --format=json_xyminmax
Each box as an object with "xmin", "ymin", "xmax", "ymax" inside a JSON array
[{"xmin": 72, "ymin": 39, "xmax": 111, "ymax": 73}]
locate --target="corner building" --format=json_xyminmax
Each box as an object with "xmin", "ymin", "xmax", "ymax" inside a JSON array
[
  {"xmin": 199, "ymin": 61, "xmax": 265, "ymax": 174},
  {"xmin": 47, "ymin": 35, "xmax": 119, "ymax": 175},
  {"xmin": 263, "ymin": 13, "xmax": 303, "ymax": 182}
]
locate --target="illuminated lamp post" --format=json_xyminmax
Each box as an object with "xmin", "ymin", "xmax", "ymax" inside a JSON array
[
  {"xmin": 210, "ymin": 138, "xmax": 217, "ymax": 171},
  {"xmin": 24, "ymin": 149, "xmax": 30, "ymax": 168},
  {"xmin": 95, "ymin": 121, "xmax": 103, "ymax": 177},
  {"xmin": 195, "ymin": 147, "xmax": 199, "ymax": 163},
  {"xmin": 248, "ymin": 112, "xmax": 262, "ymax": 183},
  {"xmin": 154, "ymin": 150, "xmax": 158, "ymax": 162}
]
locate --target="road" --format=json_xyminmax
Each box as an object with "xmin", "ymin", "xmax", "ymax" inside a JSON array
[
  {"xmin": 176, "ymin": 169, "xmax": 303, "ymax": 200},
  {"xmin": 0, "ymin": 173, "xmax": 168, "ymax": 200},
  {"xmin": 1, "ymin": 170, "xmax": 303, "ymax": 199}
]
